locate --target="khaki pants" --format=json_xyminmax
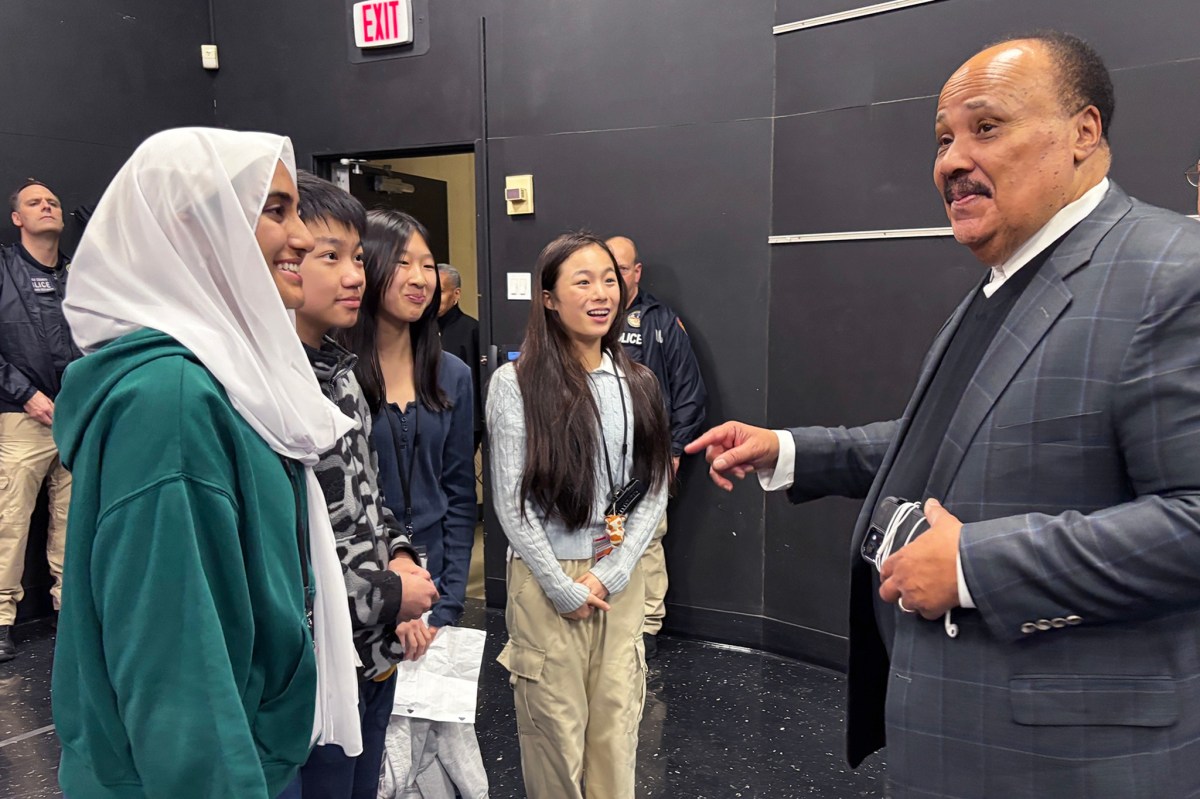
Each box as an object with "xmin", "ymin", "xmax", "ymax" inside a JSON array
[
  {"xmin": 0, "ymin": 412, "xmax": 69, "ymax": 625},
  {"xmin": 640, "ymin": 515, "xmax": 669, "ymax": 635},
  {"xmin": 498, "ymin": 557, "xmax": 647, "ymax": 799}
]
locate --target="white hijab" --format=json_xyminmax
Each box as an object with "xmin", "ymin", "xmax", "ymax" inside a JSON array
[{"xmin": 64, "ymin": 127, "xmax": 363, "ymax": 756}]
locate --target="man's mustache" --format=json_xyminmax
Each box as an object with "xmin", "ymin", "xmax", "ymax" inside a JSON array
[{"xmin": 944, "ymin": 176, "xmax": 993, "ymax": 204}]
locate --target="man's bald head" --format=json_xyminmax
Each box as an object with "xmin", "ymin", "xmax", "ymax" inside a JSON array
[
  {"xmin": 988, "ymin": 31, "xmax": 1114, "ymax": 142},
  {"xmin": 606, "ymin": 236, "xmax": 643, "ymax": 307},
  {"xmin": 607, "ymin": 236, "xmax": 637, "ymax": 264},
  {"xmin": 933, "ymin": 33, "xmax": 1112, "ymax": 266}
]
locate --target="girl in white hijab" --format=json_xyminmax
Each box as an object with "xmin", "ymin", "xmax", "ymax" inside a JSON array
[{"xmin": 51, "ymin": 128, "xmax": 362, "ymax": 798}]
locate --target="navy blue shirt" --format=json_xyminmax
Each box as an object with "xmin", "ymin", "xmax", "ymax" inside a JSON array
[{"xmin": 372, "ymin": 352, "xmax": 476, "ymax": 629}]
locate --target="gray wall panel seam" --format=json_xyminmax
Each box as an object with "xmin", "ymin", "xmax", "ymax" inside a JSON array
[
  {"xmin": 486, "ymin": 115, "xmax": 775, "ymax": 143},
  {"xmin": 0, "ymin": 130, "xmax": 136, "ymax": 151}
]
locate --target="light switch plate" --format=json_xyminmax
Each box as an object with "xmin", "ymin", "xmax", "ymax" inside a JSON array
[
  {"xmin": 507, "ymin": 272, "xmax": 532, "ymax": 300},
  {"xmin": 201, "ymin": 44, "xmax": 219, "ymax": 70}
]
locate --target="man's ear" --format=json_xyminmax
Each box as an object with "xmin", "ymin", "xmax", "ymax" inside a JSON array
[
  {"xmin": 11, "ymin": 211, "xmax": 22, "ymax": 229},
  {"xmin": 1072, "ymin": 105, "xmax": 1104, "ymax": 164}
]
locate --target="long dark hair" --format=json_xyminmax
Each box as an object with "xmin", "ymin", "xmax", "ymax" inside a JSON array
[
  {"xmin": 517, "ymin": 231, "xmax": 672, "ymax": 529},
  {"xmin": 338, "ymin": 209, "xmax": 449, "ymax": 413}
]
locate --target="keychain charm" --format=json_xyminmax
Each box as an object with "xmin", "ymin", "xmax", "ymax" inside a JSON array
[
  {"xmin": 606, "ymin": 512, "xmax": 626, "ymax": 546},
  {"xmin": 594, "ymin": 513, "xmax": 627, "ymax": 562}
]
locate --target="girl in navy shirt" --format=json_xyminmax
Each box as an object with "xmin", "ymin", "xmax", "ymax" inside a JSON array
[{"xmin": 340, "ymin": 210, "xmax": 475, "ymax": 656}]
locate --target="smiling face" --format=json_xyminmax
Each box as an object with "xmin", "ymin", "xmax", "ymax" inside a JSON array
[
  {"xmin": 255, "ymin": 162, "xmax": 315, "ymax": 310},
  {"xmin": 933, "ymin": 40, "xmax": 1106, "ymax": 265},
  {"xmin": 542, "ymin": 243, "xmax": 621, "ymax": 349},
  {"xmin": 294, "ymin": 217, "xmax": 365, "ymax": 346},
  {"xmin": 379, "ymin": 230, "xmax": 438, "ymax": 325}
]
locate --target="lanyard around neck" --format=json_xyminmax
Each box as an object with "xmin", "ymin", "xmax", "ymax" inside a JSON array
[
  {"xmin": 587, "ymin": 368, "xmax": 629, "ymax": 499},
  {"xmin": 384, "ymin": 402, "xmax": 420, "ymax": 534}
]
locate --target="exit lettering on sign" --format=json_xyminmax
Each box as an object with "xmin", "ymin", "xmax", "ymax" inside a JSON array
[{"xmin": 353, "ymin": 0, "xmax": 413, "ymax": 48}]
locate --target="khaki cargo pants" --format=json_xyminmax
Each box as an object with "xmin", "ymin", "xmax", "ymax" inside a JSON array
[
  {"xmin": 640, "ymin": 514, "xmax": 670, "ymax": 635},
  {"xmin": 0, "ymin": 413, "xmax": 68, "ymax": 625},
  {"xmin": 498, "ymin": 557, "xmax": 647, "ymax": 799}
]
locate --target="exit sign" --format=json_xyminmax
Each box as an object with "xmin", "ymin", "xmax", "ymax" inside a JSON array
[{"xmin": 353, "ymin": 0, "xmax": 413, "ymax": 48}]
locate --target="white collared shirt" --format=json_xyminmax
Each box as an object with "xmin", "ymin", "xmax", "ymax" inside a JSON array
[
  {"xmin": 760, "ymin": 179, "xmax": 1111, "ymax": 610},
  {"xmin": 593, "ymin": 350, "xmax": 620, "ymax": 376},
  {"xmin": 982, "ymin": 178, "xmax": 1109, "ymax": 297}
]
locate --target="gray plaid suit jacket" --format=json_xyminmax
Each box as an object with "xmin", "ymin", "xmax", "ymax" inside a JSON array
[{"xmin": 787, "ymin": 183, "xmax": 1200, "ymax": 798}]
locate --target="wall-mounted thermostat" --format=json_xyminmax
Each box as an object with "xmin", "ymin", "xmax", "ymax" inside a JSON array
[{"xmin": 505, "ymin": 174, "xmax": 534, "ymax": 215}]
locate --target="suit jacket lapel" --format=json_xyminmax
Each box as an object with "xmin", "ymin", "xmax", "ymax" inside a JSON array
[
  {"xmin": 848, "ymin": 284, "xmax": 980, "ymax": 550},
  {"xmin": 923, "ymin": 182, "xmax": 1135, "ymax": 500}
]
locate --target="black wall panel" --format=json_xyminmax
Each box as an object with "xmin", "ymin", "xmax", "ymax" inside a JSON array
[
  {"xmin": 211, "ymin": 0, "xmax": 484, "ymax": 157},
  {"xmin": 1106, "ymin": 60, "xmax": 1200, "ymax": 216},
  {"xmin": 775, "ymin": 0, "xmax": 1200, "ymax": 117},
  {"xmin": 767, "ymin": 238, "xmax": 980, "ymax": 428},
  {"xmin": 772, "ymin": 59, "xmax": 1200, "ymax": 237},
  {"xmin": 481, "ymin": 119, "xmax": 773, "ymax": 616},
  {"xmin": 762, "ymin": 237, "xmax": 981, "ymax": 657},
  {"xmin": 0, "ymin": 1, "xmax": 214, "ymax": 247},
  {"xmin": 771, "ymin": 98, "xmax": 945, "ymax": 235},
  {"xmin": 0, "ymin": 1, "xmax": 213, "ymax": 147},
  {"xmin": 486, "ymin": 0, "xmax": 774, "ymax": 138},
  {"xmin": 0, "ymin": 136, "xmax": 135, "ymax": 252}
]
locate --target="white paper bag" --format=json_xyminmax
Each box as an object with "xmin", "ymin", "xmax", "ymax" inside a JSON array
[{"xmin": 391, "ymin": 624, "xmax": 487, "ymax": 724}]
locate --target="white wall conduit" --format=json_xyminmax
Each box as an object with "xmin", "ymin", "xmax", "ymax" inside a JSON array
[
  {"xmin": 769, "ymin": 226, "xmax": 954, "ymax": 244},
  {"xmin": 774, "ymin": 0, "xmax": 946, "ymax": 35}
]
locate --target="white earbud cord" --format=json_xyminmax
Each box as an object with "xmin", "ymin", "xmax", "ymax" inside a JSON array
[{"xmin": 870, "ymin": 500, "xmax": 959, "ymax": 639}]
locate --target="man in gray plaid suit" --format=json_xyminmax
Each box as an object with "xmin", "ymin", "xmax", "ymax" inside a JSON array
[{"xmin": 688, "ymin": 31, "xmax": 1200, "ymax": 797}]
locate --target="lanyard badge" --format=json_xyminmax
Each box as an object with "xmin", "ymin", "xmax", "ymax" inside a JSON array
[
  {"xmin": 587, "ymin": 363, "xmax": 643, "ymax": 562},
  {"xmin": 384, "ymin": 402, "xmax": 421, "ymax": 538}
]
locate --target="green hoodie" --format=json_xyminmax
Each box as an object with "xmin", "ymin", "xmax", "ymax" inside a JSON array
[{"xmin": 52, "ymin": 329, "xmax": 316, "ymax": 798}]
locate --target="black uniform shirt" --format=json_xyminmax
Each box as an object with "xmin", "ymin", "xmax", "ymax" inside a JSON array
[
  {"xmin": 18, "ymin": 245, "xmax": 74, "ymax": 379},
  {"xmin": 619, "ymin": 292, "xmax": 646, "ymax": 363}
]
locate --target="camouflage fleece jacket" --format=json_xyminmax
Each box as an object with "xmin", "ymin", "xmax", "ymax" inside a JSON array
[{"xmin": 305, "ymin": 337, "xmax": 420, "ymax": 679}]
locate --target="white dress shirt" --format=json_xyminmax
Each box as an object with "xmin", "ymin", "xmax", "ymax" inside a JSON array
[{"xmin": 759, "ymin": 178, "xmax": 1111, "ymax": 609}]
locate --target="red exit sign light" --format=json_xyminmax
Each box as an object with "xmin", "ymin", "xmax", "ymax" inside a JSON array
[{"xmin": 353, "ymin": 0, "xmax": 413, "ymax": 49}]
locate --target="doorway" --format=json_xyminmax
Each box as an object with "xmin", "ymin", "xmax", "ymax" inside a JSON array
[{"xmin": 325, "ymin": 149, "xmax": 487, "ymax": 602}]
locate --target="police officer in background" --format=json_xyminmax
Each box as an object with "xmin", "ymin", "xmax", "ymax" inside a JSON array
[
  {"xmin": 437, "ymin": 263, "xmax": 482, "ymax": 451},
  {"xmin": 608, "ymin": 235, "xmax": 706, "ymax": 658},
  {"xmin": 0, "ymin": 179, "xmax": 80, "ymax": 661}
]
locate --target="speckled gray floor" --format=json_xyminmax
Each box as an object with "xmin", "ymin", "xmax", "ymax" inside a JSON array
[
  {"xmin": 1, "ymin": 604, "xmax": 886, "ymax": 798},
  {"xmin": 1, "ymin": 617, "xmax": 59, "ymax": 799}
]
